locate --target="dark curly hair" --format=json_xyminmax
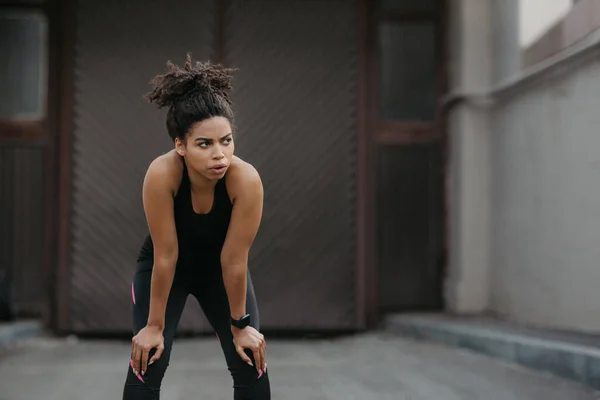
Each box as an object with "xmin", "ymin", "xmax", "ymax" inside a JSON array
[{"xmin": 145, "ymin": 53, "xmax": 236, "ymax": 142}]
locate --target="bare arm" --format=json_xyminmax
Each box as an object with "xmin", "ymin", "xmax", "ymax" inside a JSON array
[
  {"xmin": 220, "ymin": 162, "xmax": 267, "ymax": 373},
  {"xmin": 131, "ymin": 156, "xmax": 179, "ymax": 375},
  {"xmin": 221, "ymin": 164, "xmax": 264, "ymax": 322},
  {"xmin": 142, "ymin": 158, "xmax": 179, "ymax": 331}
]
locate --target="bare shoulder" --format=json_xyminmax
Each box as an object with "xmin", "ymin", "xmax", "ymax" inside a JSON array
[
  {"xmin": 226, "ymin": 156, "xmax": 263, "ymax": 202},
  {"xmin": 144, "ymin": 149, "xmax": 183, "ymax": 196}
]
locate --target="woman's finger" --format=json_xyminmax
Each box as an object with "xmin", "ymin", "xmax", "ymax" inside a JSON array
[
  {"xmin": 141, "ymin": 346, "xmax": 150, "ymax": 375},
  {"xmin": 132, "ymin": 345, "xmax": 141, "ymax": 374},
  {"xmin": 260, "ymin": 339, "xmax": 267, "ymax": 372},
  {"xmin": 149, "ymin": 343, "xmax": 164, "ymax": 366},
  {"xmin": 252, "ymin": 346, "xmax": 262, "ymax": 373}
]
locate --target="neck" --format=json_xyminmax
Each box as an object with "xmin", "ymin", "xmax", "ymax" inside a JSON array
[{"xmin": 185, "ymin": 162, "xmax": 218, "ymax": 192}]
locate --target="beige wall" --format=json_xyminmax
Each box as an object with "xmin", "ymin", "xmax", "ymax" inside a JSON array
[
  {"xmin": 447, "ymin": 0, "xmax": 600, "ymax": 333},
  {"xmin": 490, "ymin": 41, "xmax": 600, "ymax": 333},
  {"xmin": 445, "ymin": 0, "xmax": 493, "ymax": 313}
]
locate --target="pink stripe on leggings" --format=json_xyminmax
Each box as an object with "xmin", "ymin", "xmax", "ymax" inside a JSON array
[{"xmin": 131, "ymin": 282, "xmax": 136, "ymax": 304}]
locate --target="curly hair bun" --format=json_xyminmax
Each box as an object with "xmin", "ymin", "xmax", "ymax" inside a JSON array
[{"xmin": 145, "ymin": 53, "xmax": 236, "ymax": 109}]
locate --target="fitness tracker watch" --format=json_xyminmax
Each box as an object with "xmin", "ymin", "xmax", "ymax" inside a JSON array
[{"xmin": 230, "ymin": 314, "xmax": 251, "ymax": 329}]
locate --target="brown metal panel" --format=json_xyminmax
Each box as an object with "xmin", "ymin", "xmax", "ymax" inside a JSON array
[
  {"xmin": 377, "ymin": 143, "xmax": 444, "ymax": 311},
  {"xmin": 0, "ymin": 1, "xmax": 48, "ymax": 6},
  {"xmin": 225, "ymin": 0, "xmax": 359, "ymax": 330},
  {"xmin": 0, "ymin": 146, "xmax": 46, "ymax": 318},
  {"xmin": 356, "ymin": 0, "xmax": 376, "ymax": 329},
  {"xmin": 10, "ymin": 146, "xmax": 46, "ymax": 316},
  {"xmin": 371, "ymin": 0, "xmax": 448, "ymax": 313},
  {"xmin": 0, "ymin": 147, "xmax": 15, "ymax": 319},
  {"xmin": 53, "ymin": 0, "xmax": 76, "ymax": 333},
  {"xmin": 0, "ymin": 120, "xmax": 45, "ymax": 145},
  {"xmin": 43, "ymin": 0, "xmax": 66, "ymax": 331},
  {"xmin": 70, "ymin": 0, "xmax": 215, "ymax": 333}
]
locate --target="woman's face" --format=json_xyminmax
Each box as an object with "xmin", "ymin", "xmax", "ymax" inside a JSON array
[{"xmin": 175, "ymin": 116, "xmax": 234, "ymax": 180}]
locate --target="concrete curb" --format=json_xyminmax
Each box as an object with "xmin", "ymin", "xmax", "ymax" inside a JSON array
[
  {"xmin": 0, "ymin": 320, "xmax": 45, "ymax": 350},
  {"xmin": 386, "ymin": 314, "xmax": 600, "ymax": 391}
]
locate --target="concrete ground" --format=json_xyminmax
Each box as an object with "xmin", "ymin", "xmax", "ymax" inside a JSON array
[{"xmin": 0, "ymin": 330, "xmax": 598, "ymax": 400}]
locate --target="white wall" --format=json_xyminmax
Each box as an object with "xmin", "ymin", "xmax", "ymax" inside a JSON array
[
  {"xmin": 448, "ymin": 0, "xmax": 600, "ymax": 333},
  {"xmin": 445, "ymin": 0, "xmax": 493, "ymax": 313},
  {"xmin": 490, "ymin": 55, "xmax": 600, "ymax": 333},
  {"xmin": 519, "ymin": 0, "xmax": 572, "ymax": 48}
]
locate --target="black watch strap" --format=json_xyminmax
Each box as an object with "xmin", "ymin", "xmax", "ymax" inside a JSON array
[{"xmin": 230, "ymin": 314, "xmax": 251, "ymax": 329}]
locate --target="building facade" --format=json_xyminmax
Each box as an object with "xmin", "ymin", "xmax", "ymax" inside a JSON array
[
  {"xmin": 3, "ymin": 0, "xmax": 597, "ymax": 335},
  {"xmin": 1, "ymin": 0, "xmax": 447, "ymax": 334}
]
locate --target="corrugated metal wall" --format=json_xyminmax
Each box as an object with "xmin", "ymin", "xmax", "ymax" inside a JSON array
[
  {"xmin": 226, "ymin": 0, "xmax": 358, "ymax": 329},
  {"xmin": 68, "ymin": 0, "xmax": 359, "ymax": 332},
  {"xmin": 70, "ymin": 0, "xmax": 214, "ymax": 332},
  {"xmin": 0, "ymin": 146, "xmax": 46, "ymax": 318}
]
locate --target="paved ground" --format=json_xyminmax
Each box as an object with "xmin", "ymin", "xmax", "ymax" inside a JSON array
[{"xmin": 0, "ymin": 330, "xmax": 598, "ymax": 400}]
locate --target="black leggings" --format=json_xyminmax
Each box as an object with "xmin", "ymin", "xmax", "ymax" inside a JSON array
[{"xmin": 122, "ymin": 259, "xmax": 271, "ymax": 399}]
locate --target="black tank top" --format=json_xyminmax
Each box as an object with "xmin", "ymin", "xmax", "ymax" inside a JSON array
[{"xmin": 138, "ymin": 158, "xmax": 233, "ymax": 268}]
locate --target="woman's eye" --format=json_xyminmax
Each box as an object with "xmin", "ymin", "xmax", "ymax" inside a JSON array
[
  {"xmin": 223, "ymin": 138, "xmax": 232, "ymax": 144},
  {"xmin": 199, "ymin": 142, "xmax": 209, "ymax": 148}
]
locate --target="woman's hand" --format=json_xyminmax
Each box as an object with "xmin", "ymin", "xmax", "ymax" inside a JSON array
[
  {"xmin": 131, "ymin": 325, "xmax": 164, "ymax": 376},
  {"xmin": 232, "ymin": 326, "xmax": 267, "ymax": 373}
]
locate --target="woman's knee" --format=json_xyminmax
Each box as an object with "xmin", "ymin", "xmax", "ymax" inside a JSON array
[
  {"xmin": 233, "ymin": 369, "xmax": 271, "ymax": 400},
  {"xmin": 125, "ymin": 347, "xmax": 171, "ymax": 393},
  {"xmin": 123, "ymin": 363, "xmax": 162, "ymax": 399}
]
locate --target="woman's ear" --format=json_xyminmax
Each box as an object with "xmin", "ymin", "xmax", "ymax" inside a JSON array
[{"xmin": 175, "ymin": 137, "xmax": 186, "ymax": 157}]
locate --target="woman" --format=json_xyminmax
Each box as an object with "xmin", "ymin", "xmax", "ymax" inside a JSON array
[{"xmin": 122, "ymin": 54, "xmax": 270, "ymax": 399}]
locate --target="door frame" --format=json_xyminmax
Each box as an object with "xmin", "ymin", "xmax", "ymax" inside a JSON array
[
  {"xmin": 356, "ymin": 0, "xmax": 450, "ymax": 325},
  {"xmin": 0, "ymin": 0, "xmax": 69, "ymax": 327},
  {"xmin": 46, "ymin": 0, "xmax": 77, "ymax": 333}
]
